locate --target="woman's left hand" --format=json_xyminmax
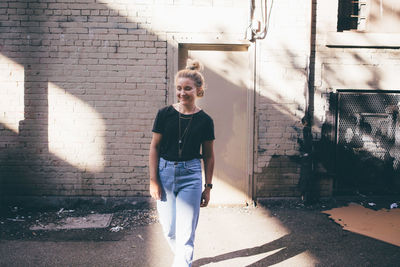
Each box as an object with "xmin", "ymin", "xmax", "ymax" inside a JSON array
[{"xmin": 200, "ymin": 188, "xmax": 211, "ymax": 207}]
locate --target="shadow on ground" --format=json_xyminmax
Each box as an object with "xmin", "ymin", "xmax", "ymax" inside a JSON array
[
  {"xmin": 193, "ymin": 198, "xmax": 400, "ymax": 267},
  {"xmin": 0, "ymin": 200, "xmax": 157, "ymax": 241},
  {"xmin": 1, "ymin": 198, "xmax": 399, "ymax": 267}
]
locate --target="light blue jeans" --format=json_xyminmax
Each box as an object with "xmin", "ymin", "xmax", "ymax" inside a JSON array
[{"xmin": 157, "ymin": 157, "xmax": 202, "ymax": 267}]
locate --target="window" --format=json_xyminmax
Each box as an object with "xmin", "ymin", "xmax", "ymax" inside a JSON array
[
  {"xmin": 337, "ymin": 0, "xmax": 367, "ymax": 31},
  {"xmin": 337, "ymin": 0, "xmax": 400, "ymax": 33}
]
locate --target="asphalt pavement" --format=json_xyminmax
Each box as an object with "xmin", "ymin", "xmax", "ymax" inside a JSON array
[{"xmin": 0, "ymin": 198, "xmax": 399, "ymax": 267}]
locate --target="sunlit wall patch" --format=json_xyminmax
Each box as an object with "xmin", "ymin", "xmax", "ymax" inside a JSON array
[
  {"xmin": 0, "ymin": 55, "xmax": 24, "ymax": 133},
  {"xmin": 48, "ymin": 82, "xmax": 105, "ymax": 172}
]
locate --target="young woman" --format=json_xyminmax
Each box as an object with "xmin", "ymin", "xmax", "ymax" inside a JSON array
[{"xmin": 149, "ymin": 59, "xmax": 215, "ymax": 267}]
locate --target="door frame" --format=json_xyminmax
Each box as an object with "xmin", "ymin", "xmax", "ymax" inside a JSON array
[{"xmin": 166, "ymin": 33, "xmax": 256, "ymax": 203}]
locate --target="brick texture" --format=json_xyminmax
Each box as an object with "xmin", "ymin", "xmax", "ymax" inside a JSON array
[
  {"xmin": 0, "ymin": 0, "xmax": 166, "ymax": 197},
  {"xmin": 253, "ymin": 0, "xmax": 310, "ymax": 197},
  {"xmin": 2, "ymin": 0, "xmax": 398, "ymax": 200}
]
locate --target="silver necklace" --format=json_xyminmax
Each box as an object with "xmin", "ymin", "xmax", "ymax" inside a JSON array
[{"xmin": 178, "ymin": 104, "xmax": 196, "ymax": 159}]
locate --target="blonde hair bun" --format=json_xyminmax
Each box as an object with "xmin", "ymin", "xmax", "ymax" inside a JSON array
[
  {"xmin": 175, "ymin": 58, "xmax": 206, "ymax": 97},
  {"xmin": 185, "ymin": 59, "xmax": 203, "ymax": 72}
]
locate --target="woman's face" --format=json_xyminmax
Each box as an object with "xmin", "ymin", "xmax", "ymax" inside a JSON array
[{"xmin": 175, "ymin": 77, "xmax": 199, "ymax": 106}]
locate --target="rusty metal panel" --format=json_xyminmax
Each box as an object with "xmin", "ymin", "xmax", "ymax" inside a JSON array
[{"xmin": 336, "ymin": 91, "xmax": 400, "ymax": 194}]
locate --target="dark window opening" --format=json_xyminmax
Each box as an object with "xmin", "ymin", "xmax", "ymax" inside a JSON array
[{"xmin": 337, "ymin": 0, "xmax": 367, "ymax": 32}]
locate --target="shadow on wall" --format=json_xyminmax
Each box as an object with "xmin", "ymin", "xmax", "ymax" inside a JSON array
[
  {"xmin": 0, "ymin": 0, "xmax": 313, "ymax": 202},
  {"xmin": 0, "ymin": 0, "xmax": 399, "ymax": 204},
  {"xmin": 317, "ymin": 91, "xmax": 400, "ymax": 195},
  {"xmin": 318, "ymin": 35, "xmax": 400, "ymax": 195},
  {"xmin": 0, "ymin": 0, "xmax": 166, "ymax": 199},
  {"xmin": 0, "ymin": 1, "xmax": 400, "ymax": 266},
  {"xmin": 366, "ymin": 0, "xmax": 400, "ymax": 33}
]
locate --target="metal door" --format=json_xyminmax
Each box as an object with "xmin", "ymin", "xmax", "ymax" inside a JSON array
[{"xmin": 179, "ymin": 44, "xmax": 253, "ymax": 204}]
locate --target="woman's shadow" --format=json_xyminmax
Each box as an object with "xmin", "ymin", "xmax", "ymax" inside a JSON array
[{"xmin": 193, "ymin": 234, "xmax": 304, "ymax": 267}]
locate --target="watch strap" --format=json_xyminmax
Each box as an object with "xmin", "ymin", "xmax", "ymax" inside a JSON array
[{"xmin": 204, "ymin": 183, "xmax": 213, "ymax": 189}]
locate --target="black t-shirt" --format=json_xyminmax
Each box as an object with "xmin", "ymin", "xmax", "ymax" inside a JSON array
[{"xmin": 152, "ymin": 105, "xmax": 215, "ymax": 161}]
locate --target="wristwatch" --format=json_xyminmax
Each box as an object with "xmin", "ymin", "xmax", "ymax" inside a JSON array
[{"xmin": 204, "ymin": 183, "xmax": 213, "ymax": 189}]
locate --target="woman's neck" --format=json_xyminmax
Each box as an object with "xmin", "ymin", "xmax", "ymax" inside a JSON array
[{"xmin": 177, "ymin": 103, "xmax": 197, "ymax": 114}]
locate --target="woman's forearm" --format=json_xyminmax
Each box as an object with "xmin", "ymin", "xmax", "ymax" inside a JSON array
[
  {"xmin": 149, "ymin": 133, "xmax": 162, "ymax": 181},
  {"xmin": 201, "ymin": 151, "xmax": 214, "ymax": 207},
  {"xmin": 149, "ymin": 133, "xmax": 162, "ymax": 200},
  {"xmin": 149, "ymin": 145, "xmax": 159, "ymax": 181},
  {"xmin": 203, "ymin": 154, "xmax": 214, "ymax": 185}
]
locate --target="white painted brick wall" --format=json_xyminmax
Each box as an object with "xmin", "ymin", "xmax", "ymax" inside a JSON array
[
  {"xmin": 0, "ymin": 0, "xmax": 166, "ymax": 197},
  {"xmin": 0, "ymin": 0, "xmax": 313, "ymax": 198},
  {"xmin": 253, "ymin": 0, "xmax": 311, "ymax": 197},
  {"xmin": 4, "ymin": 0, "xmax": 396, "ymax": 199}
]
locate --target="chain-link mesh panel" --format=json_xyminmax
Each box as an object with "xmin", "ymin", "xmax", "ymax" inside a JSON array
[{"xmin": 336, "ymin": 92, "xmax": 400, "ymax": 194}]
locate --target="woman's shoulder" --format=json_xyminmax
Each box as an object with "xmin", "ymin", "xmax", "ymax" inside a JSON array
[
  {"xmin": 197, "ymin": 109, "xmax": 213, "ymax": 122},
  {"xmin": 158, "ymin": 105, "xmax": 177, "ymax": 114}
]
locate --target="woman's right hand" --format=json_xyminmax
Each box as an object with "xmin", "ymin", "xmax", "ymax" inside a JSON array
[{"xmin": 150, "ymin": 179, "xmax": 162, "ymax": 200}]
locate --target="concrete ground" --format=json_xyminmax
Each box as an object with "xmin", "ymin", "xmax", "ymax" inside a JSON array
[{"xmin": 0, "ymin": 198, "xmax": 399, "ymax": 267}]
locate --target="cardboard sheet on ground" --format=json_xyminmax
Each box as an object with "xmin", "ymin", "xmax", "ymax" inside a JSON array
[
  {"xmin": 323, "ymin": 203, "xmax": 400, "ymax": 247},
  {"xmin": 30, "ymin": 213, "xmax": 113, "ymax": 231}
]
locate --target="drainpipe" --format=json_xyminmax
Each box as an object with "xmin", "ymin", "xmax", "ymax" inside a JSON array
[
  {"xmin": 245, "ymin": 0, "xmax": 255, "ymax": 41},
  {"xmin": 302, "ymin": 0, "xmax": 317, "ymax": 204}
]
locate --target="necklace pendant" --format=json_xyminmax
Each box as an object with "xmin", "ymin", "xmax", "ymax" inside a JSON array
[{"xmin": 179, "ymin": 140, "xmax": 182, "ymax": 144}]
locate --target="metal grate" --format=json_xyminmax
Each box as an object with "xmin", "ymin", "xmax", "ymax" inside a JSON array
[{"xmin": 336, "ymin": 91, "xmax": 400, "ymax": 194}]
